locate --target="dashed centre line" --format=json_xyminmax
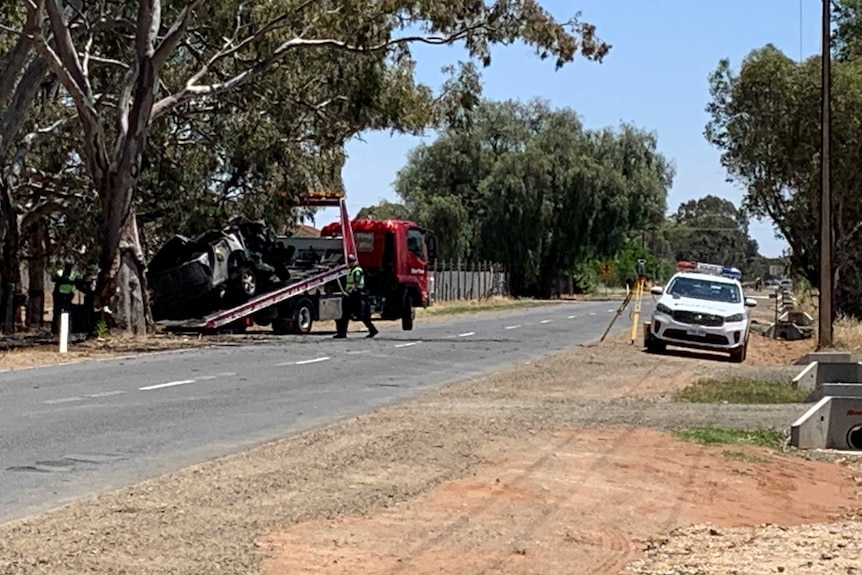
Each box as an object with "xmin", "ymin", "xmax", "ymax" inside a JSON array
[
  {"xmin": 394, "ymin": 342, "xmax": 419, "ymax": 348},
  {"xmin": 139, "ymin": 379, "xmax": 195, "ymax": 391},
  {"xmin": 567, "ymin": 315, "xmax": 576, "ymax": 319},
  {"xmin": 44, "ymin": 396, "xmax": 86, "ymax": 405},
  {"xmin": 197, "ymin": 372, "xmax": 237, "ymax": 381},
  {"xmin": 540, "ymin": 319, "xmax": 553, "ymax": 324},
  {"xmin": 86, "ymin": 390, "xmax": 126, "ymax": 398},
  {"xmin": 504, "ymin": 325, "xmax": 521, "ymax": 330},
  {"xmin": 458, "ymin": 332, "xmax": 476, "ymax": 338},
  {"xmin": 294, "ymin": 356, "xmax": 331, "ymax": 366}
]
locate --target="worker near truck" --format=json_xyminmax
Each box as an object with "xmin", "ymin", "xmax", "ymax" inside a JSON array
[
  {"xmin": 51, "ymin": 260, "xmax": 84, "ymax": 334},
  {"xmin": 334, "ymin": 254, "xmax": 379, "ymax": 339}
]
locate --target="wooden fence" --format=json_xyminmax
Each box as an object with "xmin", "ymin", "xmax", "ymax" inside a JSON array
[{"xmin": 429, "ymin": 260, "xmax": 508, "ymax": 302}]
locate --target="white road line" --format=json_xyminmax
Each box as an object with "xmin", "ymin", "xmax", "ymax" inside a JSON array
[
  {"xmin": 196, "ymin": 372, "xmax": 237, "ymax": 381},
  {"xmin": 85, "ymin": 390, "xmax": 126, "ymax": 398},
  {"xmin": 44, "ymin": 396, "xmax": 85, "ymax": 405},
  {"xmin": 294, "ymin": 357, "xmax": 331, "ymax": 366},
  {"xmin": 567, "ymin": 315, "xmax": 576, "ymax": 319},
  {"xmin": 607, "ymin": 309, "xmax": 615, "ymax": 312},
  {"xmin": 458, "ymin": 332, "xmax": 476, "ymax": 337},
  {"xmin": 394, "ymin": 342, "xmax": 419, "ymax": 348},
  {"xmin": 504, "ymin": 325, "xmax": 521, "ymax": 330},
  {"xmin": 589, "ymin": 312, "xmax": 596, "ymax": 316},
  {"xmin": 540, "ymin": 319, "xmax": 553, "ymax": 324},
  {"xmin": 345, "ymin": 350, "xmax": 370, "ymax": 355},
  {"xmin": 139, "ymin": 379, "xmax": 196, "ymax": 391}
]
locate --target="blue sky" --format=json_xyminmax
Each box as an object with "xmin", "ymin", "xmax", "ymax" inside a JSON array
[{"xmin": 316, "ymin": 0, "xmax": 825, "ymax": 258}]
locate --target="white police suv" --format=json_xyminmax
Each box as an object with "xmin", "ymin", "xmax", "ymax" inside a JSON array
[{"xmin": 644, "ymin": 261, "xmax": 758, "ymax": 363}]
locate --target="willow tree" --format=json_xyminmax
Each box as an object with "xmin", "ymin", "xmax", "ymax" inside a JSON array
[{"xmin": 396, "ymin": 98, "xmax": 673, "ymax": 297}]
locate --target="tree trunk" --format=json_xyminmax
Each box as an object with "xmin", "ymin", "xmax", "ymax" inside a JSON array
[
  {"xmin": 94, "ymin": 185, "xmax": 150, "ymax": 335},
  {"xmin": 25, "ymin": 218, "xmax": 48, "ymax": 329},
  {"xmin": 0, "ymin": 179, "xmax": 21, "ymax": 287}
]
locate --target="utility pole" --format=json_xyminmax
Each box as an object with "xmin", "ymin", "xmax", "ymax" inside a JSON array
[{"xmin": 819, "ymin": 0, "xmax": 834, "ymax": 349}]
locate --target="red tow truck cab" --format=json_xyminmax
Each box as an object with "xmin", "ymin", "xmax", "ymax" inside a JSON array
[{"xmin": 319, "ymin": 218, "xmax": 438, "ymax": 329}]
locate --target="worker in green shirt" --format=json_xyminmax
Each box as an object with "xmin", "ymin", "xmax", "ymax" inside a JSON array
[
  {"xmin": 334, "ymin": 254, "xmax": 378, "ymax": 339},
  {"xmin": 51, "ymin": 260, "xmax": 79, "ymax": 334}
]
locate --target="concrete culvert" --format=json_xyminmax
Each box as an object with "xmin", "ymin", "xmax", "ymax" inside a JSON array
[{"xmin": 846, "ymin": 425, "xmax": 862, "ymax": 450}]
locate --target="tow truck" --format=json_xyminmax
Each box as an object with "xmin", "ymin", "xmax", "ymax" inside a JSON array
[
  {"xmin": 319, "ymin": 216, "xmax": 436, "ymax": 331},
  {"xmin": 644, "ymin": 260, "xmax": 758, "ymax": 363},
  {"xmin": 156, "ymin": 194, "xmax": 359, "ymax": 335}
]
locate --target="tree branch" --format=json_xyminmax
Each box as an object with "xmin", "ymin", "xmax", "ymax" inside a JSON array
[
  {"xmin": 152, "ymin": 25, "xmax": 487, "ymax": 119},
  {"xmin": 152, "ymin": 0, "xmax": 205, "ymax": 71}
]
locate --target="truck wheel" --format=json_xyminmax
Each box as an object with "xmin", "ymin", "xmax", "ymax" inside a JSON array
[
  {"xmin": 292, "ymin": 299, "xmax": 314, "ymax": 335},
  {"xmin": 401, "ymin": 295, "xmax": 414, "ymax": 331}
]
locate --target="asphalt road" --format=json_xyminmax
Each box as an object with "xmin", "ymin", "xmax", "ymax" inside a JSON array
[{"xmin": 0, "ymin": 299, "xmax": 650, "ymax": 523}]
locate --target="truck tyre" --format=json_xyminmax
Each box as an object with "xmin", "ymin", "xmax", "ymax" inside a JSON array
[
  {"xmin": 401, "ymin": 294, "xmax": 414, "ymax": 331},
  {"xmin": 292, "ymin": 299, "xmax": 314, "ymax": 335}
]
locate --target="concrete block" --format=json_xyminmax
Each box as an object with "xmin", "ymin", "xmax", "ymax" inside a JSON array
[
  {"xmin": 820, "ymin": 383, "xmax": 862, "ymax": 399},
  {"xmin": 782, "ymin": 310, "xmax": 815, "ymax": 327},
  {"xmin": 791, "ymin": 396, "xmax": 862, "ymax": 450},
  {"xmin": 795, "ymin": 351, "xmax": 855, "ymax": 366},
  {"xmin": 791, "ymin": 396, "xmax": 832, "ymax": 449},
  {"xmin": 792, "ymin": 362, "xmax": 818, "ymax": 392},
  {"xmin": 792, "ymin": 361, "xmax": 862, "ymax": 392}
]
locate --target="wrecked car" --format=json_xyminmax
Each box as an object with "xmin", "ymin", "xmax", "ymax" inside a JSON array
[{"xmin": 147, "ymin": 219, "xmax": 286, "ymax": 321}]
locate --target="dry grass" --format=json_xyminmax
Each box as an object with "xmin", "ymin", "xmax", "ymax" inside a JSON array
[
  {"xmin": 790, "ymin": 287, "xmax": 862, "ymax": 354},
  {"xmin": 417, "ymin": 296, "xmax": 556, "ymax": 317}
]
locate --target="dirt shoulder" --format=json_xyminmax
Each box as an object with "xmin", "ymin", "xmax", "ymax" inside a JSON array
[{"xmin": 1, "ymin": 329, "xmax": 856, "ymax": 575}]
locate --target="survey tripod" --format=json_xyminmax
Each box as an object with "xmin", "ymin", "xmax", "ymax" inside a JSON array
[{"xmin": 600, "ymin": 258, "xmax": 650, "ymax": 344}]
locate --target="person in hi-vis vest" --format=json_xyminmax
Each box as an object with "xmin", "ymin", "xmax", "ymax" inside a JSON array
[
  {"xmin": 51, "ymin": 260, "xmax": 79, "ymax": 334},
  {"xmin": 334, "ymin": 254, "xmax": 378, "ymax": 339}
]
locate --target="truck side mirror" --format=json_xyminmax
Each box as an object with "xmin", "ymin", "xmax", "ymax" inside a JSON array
[{"xmin": 426, "ymin": 234, "xmax": 438, "ymax": 264}]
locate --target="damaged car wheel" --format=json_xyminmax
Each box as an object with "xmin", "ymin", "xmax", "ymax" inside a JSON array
[{"xmin": 234, "ymin": 267, "xmax": 257, "ymax": 299}]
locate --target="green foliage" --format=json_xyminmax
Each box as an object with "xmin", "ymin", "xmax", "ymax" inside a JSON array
[
  {"xmin": 395, "ymin": 98, "xmax": 673, "ymax": 297},
  {"xmin": 611, "ymin": 241, "xmax": 663, "ymax": 287},
  {"xmin": 704, "ymin": 43, "xmax": 862, "ymax": 317},
  {"xmin": 673, "ymin": 377, "xmax": 810, "ymax": 404},
  {"xmin": 673, "ymin": 427, "xmax": 786, "ymax": 450},
  {"xmin": 356, "ymin": 200, "xmax": 414, "ymax": 221},
  {"xmin": 669, "ymin": 195, "xmax": 759, "ymax": 274}
]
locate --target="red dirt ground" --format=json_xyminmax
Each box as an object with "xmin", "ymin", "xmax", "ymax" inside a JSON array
[{"xmin": 258, "ymin": 427, "xmax": 860, "ymax": 575}]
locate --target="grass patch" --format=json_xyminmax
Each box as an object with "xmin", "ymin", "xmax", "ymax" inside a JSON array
[
  {"xmin": 416, "ymin": 297, "xmax": 555, "ymax": 317},
  {"xmin": 673, "ymin": 427, "xmax": 785, "ymax": 450},
  {"xmin": 672, "ymin": 377, "xmax": 809, "ymax": 404}
]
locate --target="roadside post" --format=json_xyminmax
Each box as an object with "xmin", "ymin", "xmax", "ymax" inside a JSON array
[{"xmin": 59, "ymin": 312, "xmax": 70, "ymax": 353}]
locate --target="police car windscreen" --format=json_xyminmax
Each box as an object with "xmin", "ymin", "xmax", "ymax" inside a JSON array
[{"xmin": 667, "ymin": 277, "xmax": 741, "ymax": 303}]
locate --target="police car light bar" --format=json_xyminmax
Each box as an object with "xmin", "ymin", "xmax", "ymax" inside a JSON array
[{"xmin": 676, "ymin": 260, "xmax": 742, "ymax": 280}]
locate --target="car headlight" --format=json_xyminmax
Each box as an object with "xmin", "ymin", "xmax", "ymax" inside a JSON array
[
  {"xmin": 656, "ymin": 303, "xmax": 672, "ymax": 315},
  {"xmin": 726, "ymin": 313, "xmax": 745, "ymax": 322}
]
